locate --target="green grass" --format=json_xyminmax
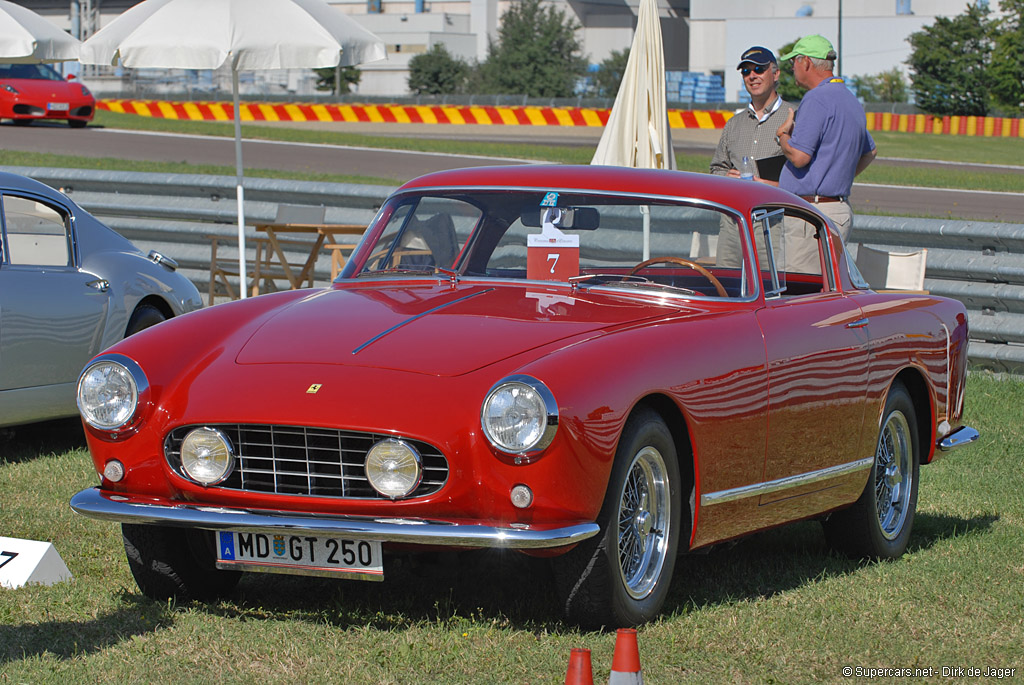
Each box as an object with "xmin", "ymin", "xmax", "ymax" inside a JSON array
[
  {"xmin": 870, "ymin": 130, "xmax": 1024, "ymax": 166},
  {"xmin": 858, "ymin": 163, "xmax": 1024, "ymax": 193},
  {"xmin": 1, "ymin": 372, "xmax": 1020, "ymax": 683}
]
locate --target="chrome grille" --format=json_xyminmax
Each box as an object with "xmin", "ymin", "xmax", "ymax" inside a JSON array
[{"xmin": 165, "ymin": 424, "xmax": 448, "ymax": 499}]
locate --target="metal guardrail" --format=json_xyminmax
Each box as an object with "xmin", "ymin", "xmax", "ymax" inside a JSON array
[{"xmin": 5, "ymin": 166, "xmax": 1022, "ymax": 374}]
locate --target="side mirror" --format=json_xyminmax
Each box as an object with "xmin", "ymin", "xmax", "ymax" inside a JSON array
[{"xmin": 66, "ymin": 74, "xmax": 77, "ymax": 81}]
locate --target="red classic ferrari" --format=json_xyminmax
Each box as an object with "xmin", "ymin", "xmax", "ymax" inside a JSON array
[
  {"xmin": 0, "ymin": 62, "xmax": 94, "ymax": 127},
  {"xmin": 71, "ymin": 166, "xmax": 977, "ymax": 627}
]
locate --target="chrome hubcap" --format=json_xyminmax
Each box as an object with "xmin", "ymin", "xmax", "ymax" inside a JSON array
[
  {"xmin": 618, "ymin": 446, "xmax": 670, "ymax": 599},
  {"xmin": 875, "ymin": 410, "xmax": 913, "ymax": 540}
]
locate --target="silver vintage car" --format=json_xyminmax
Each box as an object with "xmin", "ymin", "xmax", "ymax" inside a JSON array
[{"xmin": 0, "ymin": 170, "xmax": 202, "ymax": 427}]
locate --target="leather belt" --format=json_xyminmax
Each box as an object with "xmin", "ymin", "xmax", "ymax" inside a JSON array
[{"xmin": 799, "ymin": 195, "xmax": 846, "ymax": 203}]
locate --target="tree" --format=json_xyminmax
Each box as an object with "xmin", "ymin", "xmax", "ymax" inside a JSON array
[
  {"xmin": 775, "ymin": 39, "xmax": 804, "ymax": 102},
  {"xmin": 407, "ymin": 44, "xmax": 471, "ymax": 95},
  {"xmin": 906, "ymin": 3, "xmax": 994, "ymax": 116},
  {"xmin": 849, "ymin": 68, "xmax": 909, "ymax": 103},
  {"xmin": 592, "ymin": 49, "xmax": 630, "ymax": 99},
  {"xmin": 476, "ymin": 0, "xmax": 588, "ymax": 97},
  {"xmin": 990, "ymin": 0, "xmax": 1024, "ymax": 113},
  {"xmin": 313, "ymin": 66, "xmax": 362, "ymax": 95}
]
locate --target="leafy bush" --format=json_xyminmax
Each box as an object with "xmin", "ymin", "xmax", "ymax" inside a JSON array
[
  {"xmin": 314, "ymin": 66, "xmax": 362, "ymax": 95},
  {"xmin": 907, "ymin": 3, "xmax": 993, "ymax": 116},
  {"xmin": 591, "ymin": 49, "xmax": 630, "ymax": 99},
  {"xmin": 407, "ymin": 44, "xmax": 472, "ymax": 95},
  {"xmin": 476, "ymin": 0, "xmax": 588, "ymax": 97},
  {"xmin": 849, "ymin": 68, "xmax": 908, "ymax": 103}
]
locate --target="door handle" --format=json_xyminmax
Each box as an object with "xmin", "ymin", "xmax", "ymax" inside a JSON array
[
  {"xmin": 86, "ymin": 279, "xmax": 110, "ymax": 292},
  {"xmin": 845, "ymin": 318, "xmax": 869, "ymax": 329}
]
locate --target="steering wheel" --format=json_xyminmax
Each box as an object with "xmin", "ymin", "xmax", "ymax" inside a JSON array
[{"xmin": 629, "ymin": 257, "xmax": 728, "ymax": 298}]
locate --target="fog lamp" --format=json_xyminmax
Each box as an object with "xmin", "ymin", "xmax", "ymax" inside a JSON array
[
  {"xmin": 180, "ymin": 427, "xmax": 234, "ymax": 485},
  {"xmin": 365, "ymin": 439, "xmax": 422, "ymax": 498}
]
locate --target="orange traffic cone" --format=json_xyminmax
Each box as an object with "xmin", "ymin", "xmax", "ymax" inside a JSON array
[
  {"xmin": 565, "ymin": 647, "xmax": 594, "ymax": 685},
  {"xmin": 608, "ymin": 628, "xmax": 644, "ymax": 685}
]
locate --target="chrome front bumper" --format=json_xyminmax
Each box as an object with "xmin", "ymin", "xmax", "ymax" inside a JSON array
[
  {"xmin": 70, "ymin": 487, "xmax": 599, "ymax": 550},
  {"xmin": 938, "ymin": 425, "xmax": 979, "ymax": 451}
]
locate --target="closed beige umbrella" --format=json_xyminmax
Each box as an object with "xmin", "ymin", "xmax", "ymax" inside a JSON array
[{"xmin": 591, "ymin": 0, "xmax": 675, "ymax": 171}]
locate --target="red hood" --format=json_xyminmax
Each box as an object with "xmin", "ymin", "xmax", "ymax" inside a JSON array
[{"xmin": 235, "ymin": 282, "xmax": 685, "ymax": 376}]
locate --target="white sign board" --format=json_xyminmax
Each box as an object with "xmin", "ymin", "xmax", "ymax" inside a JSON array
[{"xmin": 0, "ymin": 536, "xmax": 73, "ymax": 589}]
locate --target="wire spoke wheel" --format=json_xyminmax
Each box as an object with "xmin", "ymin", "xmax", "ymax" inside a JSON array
[
  {"xmin": 616, "ymin": 446, "xmax": 671, "ymax": 599},
  {"xmin": 874, "ymin": 410, "xmax": 913, "ymax": 540},
  {"xmin": 822, "ymin": 381, "xmax": 920, "ymax": 560}
]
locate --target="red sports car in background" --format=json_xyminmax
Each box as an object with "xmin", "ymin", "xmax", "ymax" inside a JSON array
[
  {"xmin": 0, "ymin": 62, "xmax": 94, "ymax": 127},
  {"xmin": 71, "ymin": 166, "xmax": 977, "ymax": 627}
]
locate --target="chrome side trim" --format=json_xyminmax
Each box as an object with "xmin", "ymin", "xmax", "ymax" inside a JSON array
[
  {"xmin": 700, "ymin": 457, "xmax": 873, "ymax": 506},
  {"xmin": 70, "ymin": 487, "xmax": 599, "ymax": 549},
  {"xmin": 938, "ymin": 425, "xmax": 979, "ymax": 452}
]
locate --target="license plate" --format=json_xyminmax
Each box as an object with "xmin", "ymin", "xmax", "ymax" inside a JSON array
[
  {"xmin": 215, "ymin": 531, "xmax": 383, "ymax": 581},
  {"xmin": 47, "ymin": 102, "xmax": 70, "ymax": 111}
]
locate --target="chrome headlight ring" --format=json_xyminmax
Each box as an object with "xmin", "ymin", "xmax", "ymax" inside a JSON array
[
  {"xmin": 76, "ymin": 354, "xmax": 150, "ymax": 434},
  {"xmin": 481, "ymin": 375, "xmax": 559, "ymax": 459}
]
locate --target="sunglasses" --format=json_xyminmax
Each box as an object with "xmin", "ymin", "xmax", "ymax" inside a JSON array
[{"xmin": 740, "ymin": 64, "xmax": 770, "ymax": 76}]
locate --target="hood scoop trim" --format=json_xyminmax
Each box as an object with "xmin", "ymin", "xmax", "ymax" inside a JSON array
[{"xmin": 352, "ymin": 288, "xmax": 495, "ymax": 355}]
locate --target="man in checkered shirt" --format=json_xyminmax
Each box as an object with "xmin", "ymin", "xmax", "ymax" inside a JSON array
[{"xmin": 709, "ymin": 46, "xmax": 796, "ymax": 185}]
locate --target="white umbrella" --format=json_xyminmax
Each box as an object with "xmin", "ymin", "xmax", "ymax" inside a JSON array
[
  {"xmin": 80, "ymin": 0, "xmax": 386, "ymax": 298},
  {"xmin": 591, "ymin": 0, "xmax": 675, "ymax": 172},
  {"xmin": 0, "ymin": 0, "xmax": 81, "ymax": 63},
  {"xmin": 591, "ymin": 0, "xmax": 674, "ymax": 260}
]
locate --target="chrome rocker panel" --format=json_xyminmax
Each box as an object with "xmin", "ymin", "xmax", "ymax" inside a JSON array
[{"xmin": 70, "ymin": 487, "xmax": 600, "ymax": 550}]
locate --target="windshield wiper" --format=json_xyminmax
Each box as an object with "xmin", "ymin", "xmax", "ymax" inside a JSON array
[
  {"xmin": 356, "ymin": 267, "xmax": 439, "ymax": 278},
  {"xmin": 569, "ymin": 273, "xmax": 696, "ymax": 296}
]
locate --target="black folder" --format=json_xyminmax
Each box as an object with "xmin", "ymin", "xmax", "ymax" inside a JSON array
[{"xmin": 756, "ymin": 155, "xmax": 787, "ymax": 182}]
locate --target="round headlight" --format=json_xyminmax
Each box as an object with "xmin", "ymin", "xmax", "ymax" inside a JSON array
[
  {"xmin": 481, "ymin": 376, "xmax": 558, "ymax": 454},
  {"xmin": 77, "ymin": 359, "xmax": 141, "ymax": 430},
  {"xmin": 180, "ymin": 427, "xmax": 234, "ymax": 485},
  {"xmin": 365, "ymin": 439, "xmax": 422, "ymax": 498}
]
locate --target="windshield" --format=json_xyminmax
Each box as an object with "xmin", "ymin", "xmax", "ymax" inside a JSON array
[
  {"xmin": 355, "ymin": 190, "xmax": 754, "ymax": 299},
  {"xmin": 0, "ymin": 63, "xmax": 63, "ymax": 81}
]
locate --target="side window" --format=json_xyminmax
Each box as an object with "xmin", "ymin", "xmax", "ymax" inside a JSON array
[
  {"xmin": 1, "ymin": 195, "xmax": 72, "ymax": 267},
  {"xmin": 753, "ymin": 208, "xmax": 833, "ymax": 297}
]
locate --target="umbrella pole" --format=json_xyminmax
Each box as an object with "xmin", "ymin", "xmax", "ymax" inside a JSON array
[{"xmin": 233, "ymin": 68, "xmax": 247, "ymax": 299}]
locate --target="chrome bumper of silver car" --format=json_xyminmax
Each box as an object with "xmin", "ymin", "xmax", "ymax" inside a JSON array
[
  {"xmin": 70, "ymin": 487, "xmax": 599, "ymax": 550},
  {"xmin": 938, "ymin": 425, "xmax": 979, "ymax": 452}
]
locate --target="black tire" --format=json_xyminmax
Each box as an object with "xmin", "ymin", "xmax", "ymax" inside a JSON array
[
  {"xmin": 553, "ymin": 407, "xmax": 681, "ymax": 628},
  {"xmin": 823, "ymin": 382, "xmax": 920, "ymax": 559},
  {"xmin": 125, "ymin": 304, "xmax": 166, "ymax": 337},
  {"xmin": 122, "ymin": 524, "xmax": 241, "ymax": 601},
  {"xmin": 68, "ymin": 119, "xmax": 88, "ymax": 129}
]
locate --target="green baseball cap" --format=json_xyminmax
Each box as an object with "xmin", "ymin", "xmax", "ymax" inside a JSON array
[{"xmin": 780, "ymin": 34, "xmax": 837, "ymax": 61}]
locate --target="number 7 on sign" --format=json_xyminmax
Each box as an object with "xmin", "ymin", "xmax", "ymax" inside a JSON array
[
  {"xmin": 547, "ymin": 253, "xmax": 560, "ymax": 274},
  {"xmin": 0, "ymin": 551, "xmax": 17, "ymax": 569}
]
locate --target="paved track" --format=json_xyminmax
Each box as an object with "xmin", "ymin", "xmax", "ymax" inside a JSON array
[{"xmin": 2, "ymin": 120, "xmax": 1021, "ymax": 222}]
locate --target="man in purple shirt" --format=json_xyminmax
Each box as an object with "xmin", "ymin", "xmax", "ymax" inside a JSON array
[{"xmin": 775, "ymin": 34, "xmax": 876, "ymax": 254}]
